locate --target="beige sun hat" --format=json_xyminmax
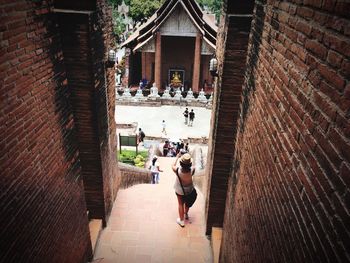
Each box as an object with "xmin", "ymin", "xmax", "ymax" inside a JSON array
[{"xmin": 180, "ymin": 153, "xmax": 192, "ymax": 165}]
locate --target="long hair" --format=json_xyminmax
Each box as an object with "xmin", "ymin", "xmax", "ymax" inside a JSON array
[
  {"xmin": 180, "ymin": 161, "xmax": 191, "ymax": 172},
  {"xmin": 152, "ymin": 158, "xmax": 157, "ymax": 166}
]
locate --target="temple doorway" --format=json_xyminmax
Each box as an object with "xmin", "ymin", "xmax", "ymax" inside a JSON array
[{"xmin": 162, "ymin": 35, "xmax": 195, "ymax": 90}]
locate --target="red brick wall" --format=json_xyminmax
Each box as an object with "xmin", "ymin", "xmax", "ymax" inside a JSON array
[
  {"xmin": 58, "ymin": 10, "xmax": 107, "ymax": 222},
  {"xmin": 57, "ymin": 0, "xmax": 119, "ymax": 225},
  {"xmin": 205, "ymin": 7, "xmax": 253, "ymax": 234},
  {"xmin": 95, "ymin": 0, "xmax": 119, "ymax": 223},
  {"xmin": 220, "ymin": 0, "xmax": 350, "ymax": 262},
  {"xmin": 0, "ymin": 1, "xmax": 92, "ymax": 262}
]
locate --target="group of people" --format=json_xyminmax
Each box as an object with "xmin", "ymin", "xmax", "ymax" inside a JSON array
[
  {"xmin": 149, "ymin": 152, "xmax": 196, "ymax": 228},
  {"xmin": 162, "ymin": 139, "xmax": 189, "ymax": 157},
  {"xmin": 183, "ymin": 108, "xmax": 195, "ymax": 126}
]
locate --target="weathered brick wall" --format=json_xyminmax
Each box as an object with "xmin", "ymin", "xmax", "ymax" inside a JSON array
[
  {"xmin": 220, "ymin": 0, "xmax": 350, "ymax": 262},
  {"xmin": 205, "ymin": 5, "xmax": 253, "ymax": 234},
  {"xmin": 118, "ymin": 162, "xmax": 151, "ymax": 188},
  {"xmin": 95, "ymin": 0, "xmax": 120, "ymax": 223},
  {"xmin": 57, "ymin": 11, "xmax": 108, "ymax": 222},
  {"xmin": 57, "ymin": 0, "xmax": 119, "ymax": 224},
  {"xmin": 0, "ymin": 1, "xmax": 92, "ymax": 262}
]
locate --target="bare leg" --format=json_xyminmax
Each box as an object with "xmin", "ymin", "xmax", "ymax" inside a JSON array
[
  {"xmin": 184, "ymin": 203, "xmax": 189, "ymax": 219},
  {"xmin": 176, "ymin": 195, "xmax": 184, "ymax": 221},
  {"xmin": 185, "ymin": 204, "xmax": 189, "ymax": 214}
]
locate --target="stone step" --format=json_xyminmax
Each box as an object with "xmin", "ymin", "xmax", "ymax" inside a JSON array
[
  {"xmin": 89, "ymin": 219, "xmax": 102, "ymax": 254},
  {"xmin": 211, "ymin": 227, "xmax": 223, "ymax": 263}
]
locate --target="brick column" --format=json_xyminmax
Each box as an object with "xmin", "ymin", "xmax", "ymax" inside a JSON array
[
  {"xmin": 192, "ymin": 33, "xmax": 202, "ymax": 92},
  {"xmin": 155, "ymin": 32, "xmax": 162, "ymax": 89}
]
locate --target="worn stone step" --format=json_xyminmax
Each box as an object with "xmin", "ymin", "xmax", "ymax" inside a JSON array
[{"xmin": 211, "ymin": 227, "xmax": 223, "ymax": 263}]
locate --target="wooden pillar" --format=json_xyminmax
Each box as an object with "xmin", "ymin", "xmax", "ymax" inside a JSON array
[
  {"xmin": 192, "ymin": 33, "xmax": 202, "ymax": 92},
  {"xmin": 122, "ymin": 50, "xmax": 130, "ymax": 87},
  {"xmin": 155, "ymin": 32, "xmax": 162, "ymax": 89},
  {"xmin": 141, "ymin": 52, "xmax": 146, "ymax": 80}
]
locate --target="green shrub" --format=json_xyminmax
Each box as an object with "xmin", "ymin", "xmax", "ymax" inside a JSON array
[
  {"xmin": 117, "ymin": 149, "xmax": 148, "ymax": 167},
  {"xmin": 135, "ymin": 161, "xmax": 145, "ymax": 168},
  {"xmin": 136, "ymin": 154, "xmax": 144, "ymax": 161}
]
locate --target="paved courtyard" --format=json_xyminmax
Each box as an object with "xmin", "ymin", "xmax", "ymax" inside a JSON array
[{"xmin": 115, "ymin": 105, "xmax": 212, "ymax": 140}]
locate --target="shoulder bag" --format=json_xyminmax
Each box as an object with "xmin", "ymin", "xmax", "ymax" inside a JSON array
[{"xmin": 176, "ymin": 168, "xmax": 197, "ymax": 207}]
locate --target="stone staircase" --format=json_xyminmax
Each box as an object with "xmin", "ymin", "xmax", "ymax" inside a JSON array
[{"xmin": 93, "ymin": 156, "xmax": 213, "ymax": 262}]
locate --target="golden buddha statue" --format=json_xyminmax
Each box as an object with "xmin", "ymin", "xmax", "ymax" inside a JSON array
[{"xmin": 171, "ymin": 71, "xmax": 182, "ymax": 87}]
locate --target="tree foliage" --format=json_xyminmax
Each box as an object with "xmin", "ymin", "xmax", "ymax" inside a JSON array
[
  {"xmin": 111, "ymin": 8, "xmax": 127, "ymax": 43},
  {"xmin": 129, "ymin": 0, "xmax": 164, "ymax": 23},
  {"xmin": 196, "ymin": 0, "xmax": 223, "ymax": 22}
]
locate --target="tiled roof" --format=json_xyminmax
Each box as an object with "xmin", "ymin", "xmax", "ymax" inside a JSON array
[{"xmin": 121, "ymin": 0, "xmax": 217, "ymax": 50}]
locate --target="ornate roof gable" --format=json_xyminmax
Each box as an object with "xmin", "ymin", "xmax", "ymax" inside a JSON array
[{"xmin": 121, "ymin": 0, "xmax": 217, "ymax": 52}]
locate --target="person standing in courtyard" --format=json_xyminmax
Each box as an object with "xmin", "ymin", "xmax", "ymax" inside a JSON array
[
  {"xmin": 138, "ymin": 128, "xmax": 145, "ymax": 144},
  {"xmin": 162, "ymin": 120, "xmax": 167, "ymax": 136},
  {"xmin": 189, "ymin": 109, "xmax": 195, "ymax": 126},
  {"xmin": 185, "ymin": 142, "xmax": 189, "ymax": 152},
  {"xmin": 183, "ymin": 108, "xmax": 189, "ymax": 125},
  {"xmin": 172, "ymin": 153, "xmax": 196, "ymax": 227}
]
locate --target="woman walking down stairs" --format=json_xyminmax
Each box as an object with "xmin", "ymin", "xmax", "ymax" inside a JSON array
[{"xmin": 93, "ymin": 156, "xmax": 212, "ymax": 262}]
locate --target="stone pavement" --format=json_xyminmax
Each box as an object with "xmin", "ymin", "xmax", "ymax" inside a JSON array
[
  {"xmin": 115, "ymin": 105, "xmax": 212, "ymax": 140},
  {"xmin": 93, "ymin": 157, "xmax": 212, "ymax": 263}
]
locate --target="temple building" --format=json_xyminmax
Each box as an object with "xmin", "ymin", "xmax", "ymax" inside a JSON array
[{"xmin": 121, "ymin": 0, "xmax": 217, "ymax": 93}]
